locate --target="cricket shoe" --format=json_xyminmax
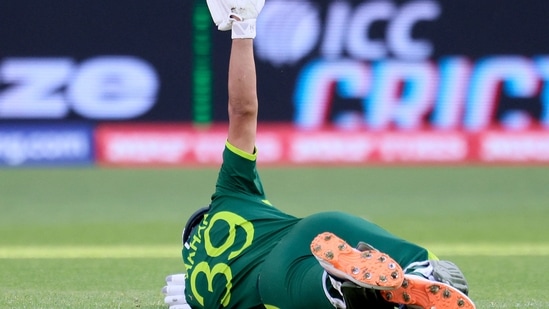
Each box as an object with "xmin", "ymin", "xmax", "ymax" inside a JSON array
[
  {"xmin": 311, "ymin": 232, "xmax": 404, "ymax": 290},
  {"xmin": 380, "ymin": 275, "xmax": 476, "ymax": 309}
]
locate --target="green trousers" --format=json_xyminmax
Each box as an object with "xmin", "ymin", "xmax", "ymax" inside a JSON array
[{"xmin": 257, "ymin": 211, "xmax": 432, "ymax": 309}]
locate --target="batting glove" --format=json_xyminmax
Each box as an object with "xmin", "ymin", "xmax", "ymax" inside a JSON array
[
  {"xmin": 206, "ymin": 0, "xmax": 234, "ymax": 31},
  {"xmin": 206, "ymin": 0, "xmax": 265, "ymax": 38},
  {"xmin": 162, "ymin": 274, "xmax": 191, "ymax": 309}
]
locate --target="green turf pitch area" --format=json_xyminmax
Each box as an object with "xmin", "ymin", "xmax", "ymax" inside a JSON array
[{"xmin": 0, "ymin": 166, "xmax": 548, "ymax": 308}]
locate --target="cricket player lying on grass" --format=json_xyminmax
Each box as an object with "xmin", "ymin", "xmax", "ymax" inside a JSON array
[{"xmin": 161, "ymin": 0, "xmax": 476, "ymax": 308}]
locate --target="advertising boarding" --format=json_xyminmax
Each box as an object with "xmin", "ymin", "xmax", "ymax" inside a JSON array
[{"xmin": 1, "ymin": 0, "xmax": 549, "ymax": 165}]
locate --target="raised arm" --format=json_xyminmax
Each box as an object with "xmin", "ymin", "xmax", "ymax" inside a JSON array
[
  {"xmin": 227, "ymin": 38, "xmax": 257, "ymax": 154},
  {"xmin": 205, "ymin": 0, "xmax": 264, "ymax": 154}
]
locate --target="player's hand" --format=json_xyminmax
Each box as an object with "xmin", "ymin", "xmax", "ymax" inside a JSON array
[
  {"xmin": 206, "ymin": 0, "xmax": 234, "ymax": 31},
  {"xmin": 161, "ymin": 274, "xmax": 191, "ymax": 309},
  {"xmin": 206, "ymin": 0, "xmax": 265, "ymax": 36},
  {"xmin": 227, "ymin": 0, "xmax": 265, "ymax": 21}
]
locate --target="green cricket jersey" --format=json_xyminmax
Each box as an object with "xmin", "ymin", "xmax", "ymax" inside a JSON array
[{"xmin": 182, "ymin": 142, "xmax": 300, "ymax": 308}]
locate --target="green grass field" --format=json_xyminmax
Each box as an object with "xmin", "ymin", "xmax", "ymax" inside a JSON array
[{"xmin": 1, "ymin": 166, "xmax": 548, "ymax": 308}]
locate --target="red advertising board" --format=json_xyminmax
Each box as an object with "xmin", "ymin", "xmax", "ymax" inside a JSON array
[{"xmin": 96, "ymin": 124, "xmax": 549, "ymax": 166}]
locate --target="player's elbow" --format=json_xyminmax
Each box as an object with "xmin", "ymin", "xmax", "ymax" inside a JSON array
[{"xmin": 228, "ymin": 97, "xmax": 258, "ymax": 119}]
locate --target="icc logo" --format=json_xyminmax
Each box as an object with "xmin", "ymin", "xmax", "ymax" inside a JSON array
[{"xmin": 255, "ymin": 0, "xmax": 441, "ymax": 66}]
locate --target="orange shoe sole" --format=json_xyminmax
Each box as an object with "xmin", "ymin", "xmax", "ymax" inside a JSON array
[
  {"xmin": 380, "ymin": 275, "xmax": 476, "ymax": 309},
  {"xmin": 310, "ymin": 232, "xmax": 404, "ymax": 290}
]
